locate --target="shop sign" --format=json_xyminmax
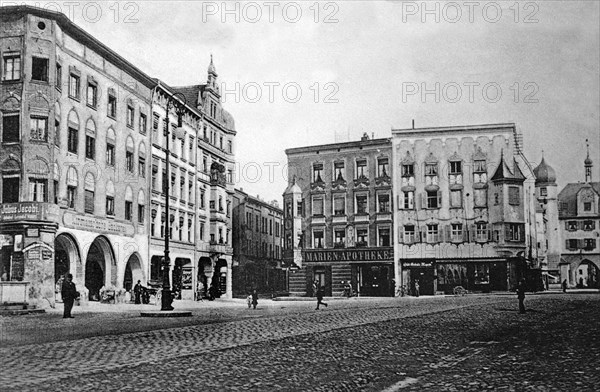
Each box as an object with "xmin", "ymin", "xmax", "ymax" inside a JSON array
[
  {"xmin": 63, "ymin": 212, "xmax": 135, "ymax": 237},
  {"xmin": 302, "ymin": 247, "xmax": 393, "ymax": 263},
  {"xmin": 181, "ymin": 269, "xmax": 193, "ymax": 290},
  {"xmin": 402, "ymin": 261, "xmax": 434, "ymax": 268},
  {"xmin": 42, "ymin": 249, "xmax": 53, "ymax": 260},
  {"xmin": 0, "ymin": 203, "xmax": 57, "ymax": 222},
  {"xmin": 27, "ymin": 228, "xmax": 40, "ymax": 237}
]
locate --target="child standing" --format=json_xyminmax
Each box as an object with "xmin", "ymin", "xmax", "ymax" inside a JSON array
[{"xmin": 246, "ymin": 294, "xmax": 252, "ymax": 309}]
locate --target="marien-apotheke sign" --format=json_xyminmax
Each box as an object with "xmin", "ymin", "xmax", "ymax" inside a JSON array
[{"xmin": 302, "ymin": 247, "xmax": 393, "ymax": 263}]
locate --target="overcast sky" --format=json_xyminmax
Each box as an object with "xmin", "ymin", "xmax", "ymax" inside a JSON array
[{"xmin": 11, "ymin": 0, "xmax": 600, "ymax": 202}]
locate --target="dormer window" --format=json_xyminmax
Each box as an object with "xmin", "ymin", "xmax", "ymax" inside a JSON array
[{"xmin": 312, "ymin": 163, "xmax": 324, "ymax": 183}]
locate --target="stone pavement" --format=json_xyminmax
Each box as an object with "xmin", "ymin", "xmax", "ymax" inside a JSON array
[{"xmin": 0, "ymin": 295, "xmax": 506, "ymax": 389}]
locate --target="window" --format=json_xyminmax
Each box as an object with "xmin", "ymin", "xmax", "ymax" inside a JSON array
[
  {"xmin": 200, "ymin": 188, "xmax": 206, "ymax": 208},
  {"xmin": 85, "ymin": 135, "xmax": 95, "ymax": 160},
  {"xmin": 377, "ymin": 158, "xmax": 389, "ymax": 177},
  {"xmin": 54, "ymin": 116, "xmax": 60, "ymax": 146},
  {"xmin": 356, "ymin": 194, "xmax": 368, "ymax": 214},
  {"xmin": 3, "ymin": 53, "xmax": 21, "ymax": 81},
  {"xmin": 333, "ymin": 195, "xmax": 345, "ymax": 215},
  {"xmin": 228, "ymin": 140, "xmax": 232, "ymax": 153},
  {"xmin": 583, "ymin": 221, "xmax": 595, "ymax": 231},
  {"xmin": 334, "ymin": 228, "xmax": 345, "ymax": 247},
  {"xmin": 451, "ymin": 223, "xmax": 463, "ymax": 242},
  {"xmin": 313, "ymin": 163, "xmax": 324, "ymax": 183},
  {"xmin": 69, "ymin": 74, "xmax": 80, "ymax": 99},
  {"xmin": 219, "ymin": 136, "xmax": 223, "ymax": 150},
  {"xmin": 450, "ymin": 189, "xmax": 462, "ymax": 208},
  {"xmin": 473, "ymin": 160, "xmax": 487, "ymax": 183},
  {"xmin": 378, "ymin": 193, "xmax": 390, "ymax": 212},
  {"xmin": 28, "ymin": 178, "xmax": 47, "ymax": 202},
  {"xmin": 66, "ymin": 186, "xmax": 76, "ymax": 209},
  {"xmin": 297, "ymin": 200, "xmax": 303, "ymax": 217},
  {"xmin": 125, "ymin": 201, "xmax": 133, "ymax": 221},
  {"xmin": 378, "ymin": 227, "xmax": 390, "ymax": 246},
  {"xmin": 476, "ymin": 222, "xmax": 488, "ymax": 241},
  {"xmin": 540, "ymin": 187, "xmax": 547, "ymax": 197},
  {"xmin": 427, "ymin": 190, "xmax": 441, "ymax": 209},
  {"xmin": 138, "ymin": 205, "xmax": 145, "ymax": 224},
  {"xmin": 151, "ymin": 165, "xmax": 158, "ymax": 190},
  {"xmin": 508, "ymin": 186, "xmax": 520, "ymax": 205},
  {"xmin": 84, "ymin": 174, "xmax": 95, "ymax": 213},
  {"xmin": 87, "ymin": 83, "xmax": 97, "ymax": 108},
  {"xmin": 55, "ymin": 63, "xmax": 62, "ymax": 90},
  {"xmin": 404, "ymin": 225, "xmax": 415, "ymax": 243},
  {"xmin": 29, "ymin": 117, "xmax": 47, "ymax": 141},
  {"xmin": 402, "ymin": 191, "xmax": 414, "ymax": 209},
  {"xmin": 584, "ymin": 202, "xmax": 592, "ymax": 212},
  {"xmin": 107, "ymin": 94, "xmax": 117, "ymax": 118},
  {"xmin": 189, "ymin": 138, "xmax": 195, "ymax": 161},
  {"xmin": 203, "ymin": 156, "xmax": 208, "ymax": 172},
  {"xmin": 180, "ymin": 176, "xmax": 185, "ymax": 201},
  {"xmin": 449, "ymin": 160, "xmax": 462, "ymax": 184},
  {"xmin": 312, "ymin": 196, "xmax": 324, "ymax": 216},
  {"xmin": 126, "ymin": 105, "xmax": 134, "ymax": 128},
  {"xmin": 356, "ymin": 159, "xmax": 367, "ymax": 178},
  {"xmin": 567, "ymin": 239, "xmax": 578, "ymax": 250},
  {"xmin": 106, "ymin": 143, "xmax": 115, "ymax": 166},
  {"xmin": 474, "ymin": 188, "xmax": 487, "ymax": 207},
  {"xmin": 356, "ymin": 228, "xmax": 368, "ymax": 247},
  {"xmin": 584, "ymin": 239, "xmax": 597, "ymax": 250},
  {"xmin": 126, "ymin": 151, "xmax": 134, "ymax": 172},
  {"xmin": 427, "ymin": 224, "xmax": 439, "ymax": 243},
  {"xmin": 210, "ymin": 101, "xmax": 217, "ymax": 118},
  {"xmin": 199, "ymin": 222, "xmax": 205, "ymax": 241},
  {"xmin": 425, "ymin": 163, "xmax": 438, "ymax": 185},
  {"xmin": 170, "ymin": 173, "xmax": 176, "ymax": 196},
  {"xmin": 2, "ymin": 177, "xmax": 19, "ymax": 203},
  {"xmin": 402, "ymin": 164, "xmax": 414, "ymax": 177},
  {"xmin": 188, "ymin": 219, "xmax": 192, "ymax": 242},
  {"xmin": 31, "ymin": 57, "xmax": 49, "ymax": 82},
  {"xmin": 67, "ymin": 127, "xmax": 78, "ymax": 154},
  {"xmin": 138, "ymin": 157, "xmax": 146, "ymax": 178},
  {"xmin": 227, "ymin": 169, "xmax": 233, "ymax": 184},
  {"xmin": 106, "ymin": 196, "xmax": 114, "ymax": 216},
  {"xmin": 152, "ymin": 113, "xmax": 159, "ymax": 135},
  {"xmin": 334, "ymin": 162, "xmax": 345, "ymax": 181},
  {"xmin": 505, "ymin": 223, "xmax": 524, "ymax": 242},
  {"xmin": 567, "ymin": 221, "xmax": 577, "ymax": 231},
  {"xmin": 2, "ymin": 115, "xmax": 20, "ymax": 143}
]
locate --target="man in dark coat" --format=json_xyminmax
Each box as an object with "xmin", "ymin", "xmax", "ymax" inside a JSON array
[
  {"xmin": 517, "ymin": 279, "xmax": 526, "ymax": 314},
  {"xmin": 133, "ymin": 280, "xmax": 143, "ymax": 304},
  {"xmin": 315, "ymin": 286, "xmax": 328, "ymax": 310},
  {"xmin": 61, "ymin": 273, "xmax": 77, "ymax": 319},
  {"xmin": 562, "ymin": 279, "xmax": 568, "ymax": 293},
  {"xmin": 251, "ymin": 289, "xmax": 258, "ymax": 309}
]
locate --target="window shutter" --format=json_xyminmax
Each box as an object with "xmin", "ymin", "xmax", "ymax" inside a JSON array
[
  {"xmin": 419, "ymin": 192, "xmax": 425, "ymax": 210},
  {"xmin": 577, "ymin": 221, "xmax": 583, "ymax": 230},
  {"xmin": 487, "ymin": 224, "xmax": 493, "ymax": 242},
  {"xmin": 437, "ymin": 191, "xmax": 442, "ymax": 208},
  {"xmin": 444, "ymin": 225, "xmax": 451, "ymax": 242},
  {"xmin": 398, "ymin": 226, "xmax": 404, "ymax": 244},
  {"xmin": 468, "ymin": 224, "xmax": 476, "ymax": 242},
  {"xmin": 421, "ymin": 226, "xmax": 427, "ymax": 243},
  {"xmin": 397, "ymin": 194, "xmax": 401, "ymax": 210},
  {"xmin": 565, "ymin": 221, "xmax": 569, "ymax": 230}
]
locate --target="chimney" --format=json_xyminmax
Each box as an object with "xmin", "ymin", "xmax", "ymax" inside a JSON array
[{"xmin": 412, "ymin": 119, "xmax": 415, "ymax": 129}]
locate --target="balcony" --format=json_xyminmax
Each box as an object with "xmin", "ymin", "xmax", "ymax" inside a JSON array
[{"xmin": 209, "ymin": 240, "xmax": 233, "ymax": 255}]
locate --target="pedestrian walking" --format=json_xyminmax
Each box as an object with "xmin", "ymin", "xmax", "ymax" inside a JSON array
[
  {"xmin": 251, "ymin": 289, "xmax": 258, "ymax": 309},
  {"xmin": 315, "ymin": 286, "xmax": 328, "ymax": 310},
  {"xmin": 61, "ymin": 273, "xmax": 78, "ymax": 319},
  {"xmin": 562, "ymin": 279, "xmax": 568, "ymax": 293},
  {"xmin": 247, "ymin": 294, "xmax": 253, "ymax": 309},
  {"xmin": 312, "ymin": 280, "xmax": 318, "ymax": 297},
  {"xmin": 133, "ymin": 280, "xmax": 142, "ymax": 304},
  {"xmin": 517, "ymin": 278, "xmax": 526, "ymax": 314},
  {"xmin": 414, "ymin": 281, "xmax": 420, "ymax": 297}
]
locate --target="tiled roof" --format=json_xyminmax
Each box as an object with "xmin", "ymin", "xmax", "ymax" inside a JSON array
[{"xmin": 558, "ymin": 182, "xmax": 600, "ymax": 217}]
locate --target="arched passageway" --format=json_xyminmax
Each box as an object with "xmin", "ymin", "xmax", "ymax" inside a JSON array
[{"xmin": 85, "ymin": 236, "xmax": 115, "ymax": 301}]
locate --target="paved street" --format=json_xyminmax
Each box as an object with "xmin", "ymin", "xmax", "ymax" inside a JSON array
[{"xmin": 1, "ymin": 293, "xmax": 599, "ymax": 391}]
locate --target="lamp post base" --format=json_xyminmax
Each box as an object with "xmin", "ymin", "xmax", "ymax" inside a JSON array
[{"xmin": 160, "ymin": 289, "xmax": 174, "ymax": 311}]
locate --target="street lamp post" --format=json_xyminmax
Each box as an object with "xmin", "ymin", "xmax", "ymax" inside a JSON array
[{"xmin": 161, "ymin": 91, "xmax": 186, "ymax": 311}]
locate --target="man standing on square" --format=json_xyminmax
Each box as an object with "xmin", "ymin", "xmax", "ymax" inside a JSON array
[{"xmin": 61, "ymin": 273, "xmax": 77, "ymax": 319}]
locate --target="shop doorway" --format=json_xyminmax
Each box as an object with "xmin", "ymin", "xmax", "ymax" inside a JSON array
[
  {"xmin": 85, "ymin": 236, "xmax": 114, "ymax": 301},
  {"xmin": 124, "ymin": 253, "xmax": 144, "ymax": 293},
  {"xmin": 359, "ymin": 264, "xmax": 393, "ymax": 296}
]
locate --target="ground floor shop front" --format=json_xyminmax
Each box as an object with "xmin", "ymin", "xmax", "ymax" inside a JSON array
[
  {"xmin": 400, "ymin": 257, "xmax": 531, "ymax": 295},
  {"xmin": 288, "ymin": 247, "xmax": 395, "ymax": 297}
]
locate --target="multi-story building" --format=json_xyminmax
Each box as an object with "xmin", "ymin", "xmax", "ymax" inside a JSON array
[
  {"xmin": 557, "ymin": 145, "xmax": 599, "ymax": 288},
  {"xmin": 392, "ymin": 123, "xmax": 541, "ymax": 295},
  {"xmin": 149, "ymin": 59, "xmax": 236, "ymax": 300},
  {"xmin": 283, "ymin": 133, "xmax": 394, "ymax": 297},
  {"xmin": 0, "ymin": 6, "xmax": 154, "ymax": 306},
  {"xmin": 232, "ymin": 188, "xmax": 285, "ymax": 296}
]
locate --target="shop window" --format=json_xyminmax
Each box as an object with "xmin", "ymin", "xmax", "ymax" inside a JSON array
[
  {"xmin": 2, "ymin": 115, "xmax": 20, "ymax": 143},
  {"xmin": 31, "ymin": 57, "xmax": 49, "ymax": 82}
]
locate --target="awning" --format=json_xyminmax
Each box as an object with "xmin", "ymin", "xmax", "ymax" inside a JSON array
[{"xmin": 542, "ymin": 272, "xmax": 559, "ymax": 280}]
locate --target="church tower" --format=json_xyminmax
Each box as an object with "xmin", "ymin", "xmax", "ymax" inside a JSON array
[
  {"xmin": 585, "ymin": 139, "xmax": 593, "ymax": 183},
  {"xmin": 533, "ymin": 154, "xmax": 560, "ymax": 274}
]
